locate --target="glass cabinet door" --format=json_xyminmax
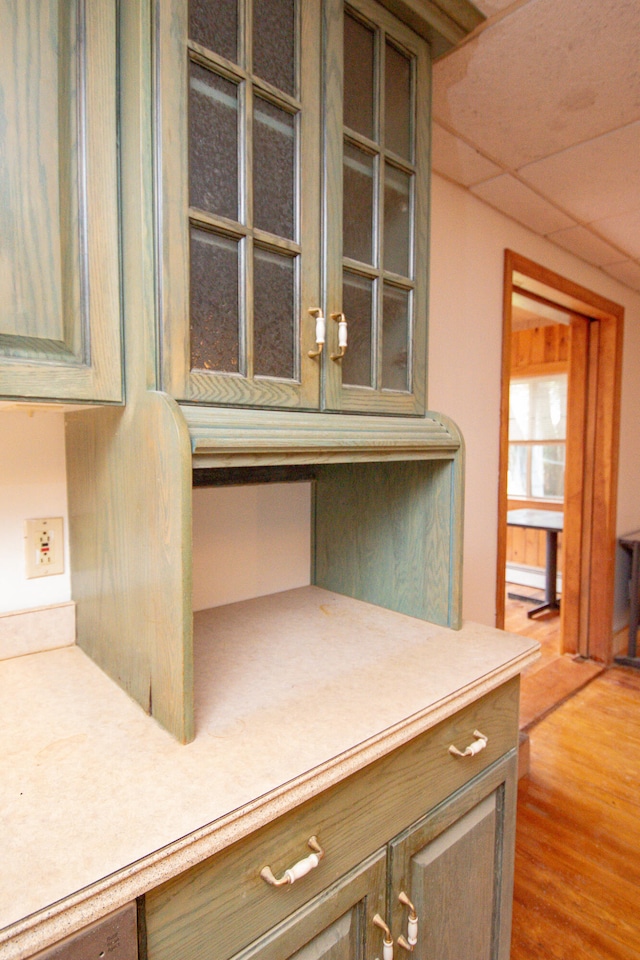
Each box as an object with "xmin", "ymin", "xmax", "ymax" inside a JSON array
[
  {"xmin": 157, "ymin": 0, "xmax": 322, "ymax": 408},
  {"xmin": 156, "ymin": 0, "xmax": 429, "ymax": 415},
  {"xmin": 323, "ymin": 0, "xmax": 430, "ymax": 415}
]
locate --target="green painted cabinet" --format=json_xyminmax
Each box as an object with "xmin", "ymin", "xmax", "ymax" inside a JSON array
[
  {"xmin": 232, "ymin": 759, "xmax": 518, "ymax": 960},
  {"xmin": 224, "ymin": 852, "xmax": 388, "ymax": 960},
  {"xmin": 0, "ymin": 0, "xmax": 122, "ymax": 403},
  {"xmin": 145, "ymin": 687, "xmax": 519, "ymax": 960},
  {"xmin": 155, "ymin": 0, "xmax": 430, "ymax": 415},
  {"xmin": 64, "ymin": 0, "xmax": 481, "ymax": 742},
  {"xmin": 388, "ymin": 758, "xmax": 518, "ymax": 960}
]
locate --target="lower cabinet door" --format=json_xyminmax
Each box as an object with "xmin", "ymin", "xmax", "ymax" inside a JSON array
[
  {"xmin": 388, "ymin": 754, "xmax": 518, "ymax": 960},
  {"xmin": 229, "ymin": 849, "xmax": 387, "ymax": 960}
]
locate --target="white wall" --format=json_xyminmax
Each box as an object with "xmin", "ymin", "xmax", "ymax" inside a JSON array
[
  {"xmin": 0, "ymin": 407, "xmax": 71, "ymax": 614},
  {"xmin": 192, "ymin": 483, "xmax": 311, "ymax": 610},
  {"xmin": 428, "ymin": 173, "xmax": 640, "ymax": 629}
]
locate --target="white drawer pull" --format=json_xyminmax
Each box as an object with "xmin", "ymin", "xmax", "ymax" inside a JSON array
[
  {"xmin": 448, "ymin": 729, "xmax": 488, "ymax": 758},
  {"xmin": 260, "ymin": 836, "xmax": 324, "ymax": 887},
  {"xmin": 330, "ymin": 311, "xmax": 348, "ymax": 360},
  {"xmin": 397, "ymin": 891, "xmax": 418, "ymax": 951},
  {"xmin": 308, "ymin": 308, "xmax": 325, "ymax": 359},
  {"xmin": 373, "ymin": 914, "xmax": 394, "ymax": 960}
]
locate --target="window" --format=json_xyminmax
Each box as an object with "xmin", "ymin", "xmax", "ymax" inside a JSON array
[{"xmin": 508, "ymin": 374, "xmax": 567, "ymax": 500}]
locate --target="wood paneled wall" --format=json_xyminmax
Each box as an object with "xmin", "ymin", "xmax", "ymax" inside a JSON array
[{"xmin": 511, "ymin": 324, "xmax": 569, "ymax": 376}]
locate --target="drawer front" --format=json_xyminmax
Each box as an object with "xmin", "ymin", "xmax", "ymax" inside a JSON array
[{"xmin": 145, "ymin": 678, "xmax": 519, "ymax": 960}]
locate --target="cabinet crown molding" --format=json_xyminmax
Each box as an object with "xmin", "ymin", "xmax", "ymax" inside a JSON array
[{"xmin": 376, "ymin": 0, "xmax": 485, "ymax": 57}]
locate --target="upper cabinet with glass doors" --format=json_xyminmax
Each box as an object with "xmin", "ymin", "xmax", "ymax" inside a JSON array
[{"xmin": 155, "ymin": 0, "xmax": 435, "ymax": 415}]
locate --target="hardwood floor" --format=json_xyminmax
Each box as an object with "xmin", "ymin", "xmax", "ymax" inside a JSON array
[
  {"xmin": 511, "ymin": 667, "xmax": 640, "ymax": 959},
  {"xmin": 505, "ymin": 585, "xmax": 603, "ymax": 730},
  {"xmin": 504, "ymin": 584, "xmax": 561, "ymax": 662}
]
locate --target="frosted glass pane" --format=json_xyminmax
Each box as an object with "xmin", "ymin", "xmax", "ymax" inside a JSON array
[
  {"xmin": 253, "ymin": 98, "xmax": 295, "ymax": 239},
  {"xmin": 344, "ymin": 12, "xmax": 375, "ymax": 139},
  {"xmin": 189, "ymin": 0, "xmax": 237, "ymax": 62},
  {"xmin": 385, "ymin": 42, "xmax": 411, "ymax": 160},
  {"xmin": 189, "ymin": 64, "xmax": 238, "ymax": 220},
  {"xmin": 254, "ymin": 247, "xmax": 295, "ymax": 379},
  {"xmin": 342, "ymin": 272, "xmax": 372, "ymax": 387},
  {"xmin": 382, "ymin": 284, "xmax": 409, "ymax": 390},
  {"xmin": 384, "ymin": 165, "xmax": 411, "ymax": 277},
  {"xmin": 190, "ymin": 228, "xmax": 239, "ymax": 372},
  {"xmin": 253, "ymin": 0, "xmax": 296, "ymax": 95},
  {"xmin": 531, "ymin": 445, "xmax": 565, "ymax": 499},
  {"xmin": 343, "ymin": 142, "xmax": 374, "ymax": 265}
]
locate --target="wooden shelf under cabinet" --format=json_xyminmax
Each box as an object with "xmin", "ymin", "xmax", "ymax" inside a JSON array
[{"xmin": 67, "ymin": 405, "xmax": 467, "ymax": 743}]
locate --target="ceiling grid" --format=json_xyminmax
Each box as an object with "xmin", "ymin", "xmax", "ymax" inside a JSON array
[{"xmin": 431, "ymin": 0, "xmax": 640, "ymax": 292}]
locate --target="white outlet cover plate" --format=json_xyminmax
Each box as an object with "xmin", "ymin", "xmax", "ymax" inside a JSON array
[{"xmin": 25, "ymin": 517, "xmax": 65, "ymax": 579}]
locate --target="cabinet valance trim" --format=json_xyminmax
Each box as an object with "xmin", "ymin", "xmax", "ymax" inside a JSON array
[{"xmin": 184, "ymin": 406, "xmax": 463, "ymax": 467}]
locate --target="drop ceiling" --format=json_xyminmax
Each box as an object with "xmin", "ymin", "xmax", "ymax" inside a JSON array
[{"xmin": 431, "ymin": 0, "xmax": 640, "ymax": 293}]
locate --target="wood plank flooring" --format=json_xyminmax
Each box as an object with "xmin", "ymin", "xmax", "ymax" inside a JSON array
[
  {"xmin": 519, "ymin": 655, "xmax": 603, "ymax": 730},
  {"xmin": 511, "ymin": 667, "xmax": 640, "ymax": 959},
  {"xmin": 504, "ymin": 585, "xmax": 562, "ymax": 661},
  {"xmin": 505, "ymin": 585, "xmax": 604, "ymax": 730}
]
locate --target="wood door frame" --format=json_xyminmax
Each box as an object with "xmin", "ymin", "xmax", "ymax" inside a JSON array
[{"xmin": 496, "ymin": 251, "xmax": 624, "ymax": 663}]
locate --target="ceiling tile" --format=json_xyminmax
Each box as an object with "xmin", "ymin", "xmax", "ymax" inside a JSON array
[
  {"xmin": 470, "ymin": 175, "xmax": 575, "ymax": 234},
  {"xmin": 519, "ymin": 122, "xmax": 640, "ymax": 224},
  {"xmin": 601, "ymin": 260, "xmax": 640, "ymax": 294},
  {"xmin": 432, "ymin": 0, "xmax": 640, "ymax": 169},
  {"xmin": 546, "ymin": 226, "xmax": 626, "ymax": 267},
  {"xmin": 591, "ymin": 208, "xmax": 640, "ymax": 261},
  {"xmin": 431, "ymin": 123, "xmax": 502, "ymax": 186}
]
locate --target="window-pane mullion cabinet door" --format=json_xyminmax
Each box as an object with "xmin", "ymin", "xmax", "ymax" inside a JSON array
[
  {"xmin": 323, "ymin": 0, "xmax": 430, "ymax": 415},
  {"xmin": 0, "ymin": 0, "xmax": 121, "ymax": 403},
  {"xmin": 156, "ymin": 0, "xmax": 322, "ymax": 409}
]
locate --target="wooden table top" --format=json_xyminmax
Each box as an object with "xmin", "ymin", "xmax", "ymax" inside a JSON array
[{"xmin": 507, "ymin": 508, "xmax": 564, "ymax": 532}]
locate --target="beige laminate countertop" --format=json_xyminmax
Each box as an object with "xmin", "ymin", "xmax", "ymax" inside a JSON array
[{"xmin": 0, "ymin": 587, "xmax": 538, "ymax": 960}]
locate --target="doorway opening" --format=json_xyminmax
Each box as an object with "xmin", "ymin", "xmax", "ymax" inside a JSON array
[
  {"xmin": 503, "ymin": 297, "xmax": 569, "ymax": 659},
  {"xmin": 496, "ymin": 251, "xmax": 623, "ymax": 669}
]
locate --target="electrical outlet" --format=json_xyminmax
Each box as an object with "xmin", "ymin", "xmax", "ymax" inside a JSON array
[{"xmin": 25, "ymin": 517, "xmax": 65, "ymax": 579}]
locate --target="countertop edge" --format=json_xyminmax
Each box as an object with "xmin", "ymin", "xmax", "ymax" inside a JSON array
[{"xmin": 1, "ymin": 645, "xmax": 537, "ymax": 960}]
